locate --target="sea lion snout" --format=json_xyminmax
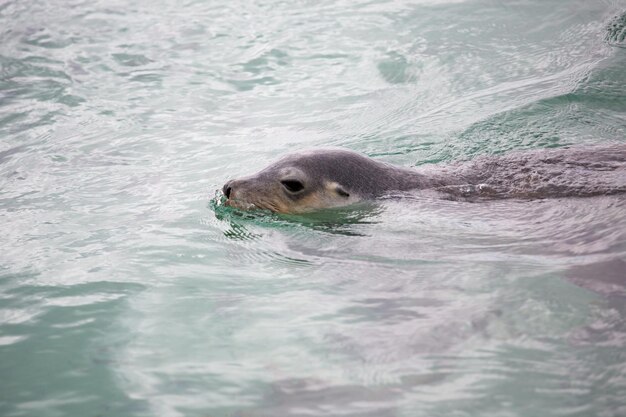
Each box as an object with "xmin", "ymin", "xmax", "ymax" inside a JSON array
[
  {"xmin": 222, "ymin": 177, "xmax": 271, "ymax": 210},
  {"xmin": 222, "ymin": 178, "xmax": 248, "ymax": 201},
  {"xmin": 222, "ymin": 175, "xmax": 282, "ymax": 211}
]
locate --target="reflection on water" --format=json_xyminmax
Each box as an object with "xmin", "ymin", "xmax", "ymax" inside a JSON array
[
  {"xmin": 120, "ymin": 194, "xmax": 626, "ymax": 416},
  {"xmin": 1, "ymin": 0, "xmax": 626, "ymax": 416}
]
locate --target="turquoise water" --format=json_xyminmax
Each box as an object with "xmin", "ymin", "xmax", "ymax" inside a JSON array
[{"xmin": 1, "ymin": 0, "xmax": 626, "ymax": 416}]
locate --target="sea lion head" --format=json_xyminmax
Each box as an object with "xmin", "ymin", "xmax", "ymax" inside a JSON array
[{"xmin": 222, "ymin": 149, "xmax": 379, "ymax": 214}]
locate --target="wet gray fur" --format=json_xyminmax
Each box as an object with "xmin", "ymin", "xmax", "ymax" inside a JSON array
[{"xmin": 240, "ymin": 144, "xmax": 626, "ymax": 200}]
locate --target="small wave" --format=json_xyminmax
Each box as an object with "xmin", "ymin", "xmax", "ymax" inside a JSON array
[{"xmin": 605, "ymin": 12, "xmax": 626, "ymax": 47}]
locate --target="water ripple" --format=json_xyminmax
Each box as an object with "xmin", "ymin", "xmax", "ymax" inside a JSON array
[{"xmin": 1, "ymin": 0, "xmax": 626, "ymax": 416}]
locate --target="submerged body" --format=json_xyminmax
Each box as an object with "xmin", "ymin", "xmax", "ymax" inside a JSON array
[{"xmin": 222, "ymin": 145, "xmax": 626, "ymax": 214}]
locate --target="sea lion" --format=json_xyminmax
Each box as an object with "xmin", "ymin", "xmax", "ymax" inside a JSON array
[{"xmin": 221, "ymin": 145, "xmax": 626, "ymax": 214}]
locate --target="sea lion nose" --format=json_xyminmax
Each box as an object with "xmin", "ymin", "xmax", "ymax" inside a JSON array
[{"xmin": 222, "ymin": 181, "xmax": 233, "ymax": 199}]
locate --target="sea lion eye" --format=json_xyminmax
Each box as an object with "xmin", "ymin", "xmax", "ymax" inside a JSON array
[{"xmin": 281, "ymin": 179, "xmax": 305, "ymax": 193}]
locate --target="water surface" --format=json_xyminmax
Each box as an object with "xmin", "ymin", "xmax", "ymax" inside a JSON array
[{"xmin": 1, "ymin": 0, "xmax": 626, "ymax": 416}]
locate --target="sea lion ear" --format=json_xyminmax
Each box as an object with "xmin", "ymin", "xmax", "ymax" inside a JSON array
[
  {"xmin": 326, "ymin": 181, "xmax": 350, "ymax": 198},
  {"xmin": 335, "ymin": 184, "xmax": 350, "ymax": 198}
]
